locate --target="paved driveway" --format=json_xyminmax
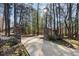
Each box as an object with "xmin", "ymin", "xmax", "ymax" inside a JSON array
[{"xmin": 21, "ymin": 35, "xmax": 79, "ymax": 56}]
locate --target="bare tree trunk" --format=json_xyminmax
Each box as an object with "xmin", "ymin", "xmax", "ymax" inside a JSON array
[
  {"xmin": 49, "ymin": 4, "xmax": 52, "ymax": 36},
  {"xmin": 4, "ymin": 3, "xmax": 10, "ymax": 36},
  {"xmin": 19, "ymin": 8, "xmax": 22, "ymax": 25},
  {"xmin": 37, "ymin": 3, "xmax": 39, "ymax": 35},
  {"xmin": 4, "ymin": 3, "xmax": 8, "ymax": 36},
  {"xmin": 44, "ymin": 12, "xmax": 48, "ymax": 40},
  {"xmin": 56, "ymin": 4, "xmax": 59, "ymax": 34},
  {"xmin": 2, "ymin": 5, "xmax": 5, "ymax": 32},
  {"xmin": 68, "ymin": 3, "xmax": 72, "ymax": 38},
  {"xmin": 58, "ymin": 4, "xmax": 61, "ymax": 37},
  {"xmin": 53, "ymin": 3, "xmax": 56, "ymax": 31},
  {"xmin": 75, "ymin": 3, "xmax": 79, "ymax": 38},
  {"xmin": 14, "ymin": 3, "xmax": 17, "ymax": 36},
  {"xmin": 7, "ymin": 4, "xmax": 10, "ymax": 36}
]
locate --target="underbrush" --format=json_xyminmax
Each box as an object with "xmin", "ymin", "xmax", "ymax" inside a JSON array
[
  {"xmin": 48, "ymin": 35, "xmax": 62, "ymax": 41},
  {"xmin": 48, "ymin": 35, "xmax": 75, "ymax": 49},
  {"xmin": 0, "ymin": 37, "xmax": 30, "ymax": 56}
]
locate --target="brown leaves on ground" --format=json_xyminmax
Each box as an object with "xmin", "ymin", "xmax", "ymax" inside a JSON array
[{"xmin": 65, "ymin": 39, "xmax": 79, "ymax": 49}]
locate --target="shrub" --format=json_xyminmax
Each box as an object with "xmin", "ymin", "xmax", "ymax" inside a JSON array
[
  {"xmin": 48, "ymin": 34, "xmax": 62, "ymax": 41},
  {"xmin": 6, "ymin": 37, "xmax": 18, "ymax": 46}
]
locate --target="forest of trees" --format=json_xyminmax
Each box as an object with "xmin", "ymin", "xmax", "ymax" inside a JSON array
[{"xmin": 0, "ymin": 3, "xmax": 79, "ymax": 40}]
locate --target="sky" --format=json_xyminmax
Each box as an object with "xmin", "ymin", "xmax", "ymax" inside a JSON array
[{"xmin": 1, "ymin": 0, "xmax": 79, "ymax": 3}]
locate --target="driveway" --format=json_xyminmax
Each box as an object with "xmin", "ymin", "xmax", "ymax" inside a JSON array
[{"xmin": 21, "ymin": 35, "xmax": 79, "ymax": 56}]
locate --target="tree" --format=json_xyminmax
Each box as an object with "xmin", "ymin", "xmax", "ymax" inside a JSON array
[
  {"xmin": 14, "ymin": 3, "xmax": 17, "ymax": 35},
  {"xmin": 68, "ymin": 3, "xmax": 72, "ymax": 38},
  {"xmin": 4, "ymin": 3, "xmax": 10, "ymax": 36},
  {"xmin": 53, "ymin": 3, "xmax": 56, "ymax": 31},
  {"xmin": 75, "ymin": 3, "xmax": 79, "ymax": 38},
  {"xmin": 56, "ymin": 4, "xmax": 59, "ymax": 34},
  {"xmin": 7, "ymin": 4, "xmax": 10, "ymax": 36},
  {"xmin": 58, "ymin": 3, "xmax": 62, "ymax": 37},
  {"xmin": 49, "ymin": 3, "xmax": 52, "ymax": 36},
  {"xmin": 32, "ymin": 9, "xmax": 37, "ymax": 35},
  {"xmin": 37, "ymin": 3, "xmax": 39, "ymax": 35}
]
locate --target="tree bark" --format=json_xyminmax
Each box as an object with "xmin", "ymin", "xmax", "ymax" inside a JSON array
[{"xmin": 37, "ymin": 3, "xmax": 39, "ymax": 35}]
